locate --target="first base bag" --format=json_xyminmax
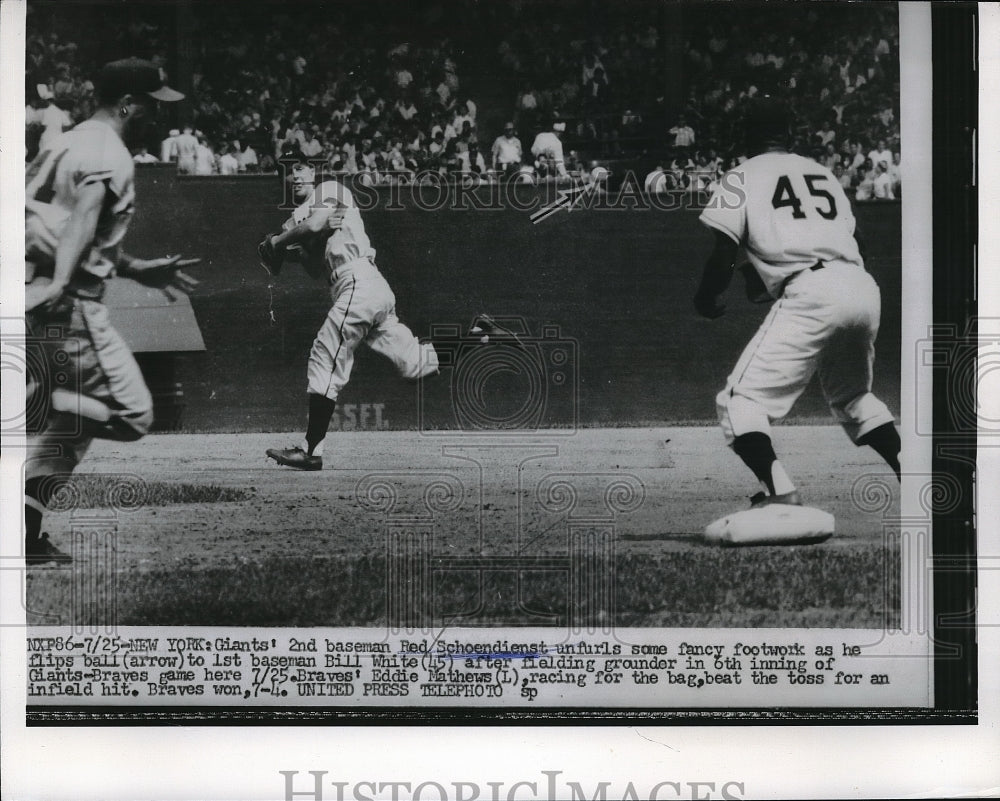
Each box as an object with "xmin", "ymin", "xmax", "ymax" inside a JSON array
[{"xmin": 704, "ymin": 505, "xmax": 834, "ymax": 546}]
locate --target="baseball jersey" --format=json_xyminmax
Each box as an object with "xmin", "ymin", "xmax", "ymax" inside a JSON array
[
  {"xmin": 284, "ymin": 180, "xmax": 375, "ymax": 279},
  {"xmin": 25, "ymin": 119, "xmax": 136, "ymax": 281},
  {"xmin": 699, "ymin": 152, "xmax": 862, "ymax": 298}
]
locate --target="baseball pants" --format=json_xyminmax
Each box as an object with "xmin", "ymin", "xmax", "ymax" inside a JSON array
[
  {"xmin": 307, "ymin": 259, "xmax": 439, "ymax": 401},
  {"xmin": 26, "ymin": 296, "xmax": 153, "ymax": 480},
  {"xmin": 716, "ymin": 262, "xmax": 895, "ymax": 445}
]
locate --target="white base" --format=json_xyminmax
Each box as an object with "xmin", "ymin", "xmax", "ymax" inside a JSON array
[{"xmin": 704, "ymin": 504, "xmax": 835, "ymax": 546}]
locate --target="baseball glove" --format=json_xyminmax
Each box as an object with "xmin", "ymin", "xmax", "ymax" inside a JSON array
[
  {"xmin": 258, "ymin": 233, "xmax": 285, "ymax": 277},
  {"xmin": 739, "ymin": 262, "xmax": 773, "ymax": 304}
]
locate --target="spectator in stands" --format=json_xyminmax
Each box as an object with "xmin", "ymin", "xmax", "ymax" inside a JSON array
[
  {"xmin": 217, "ymin": 143, "xmax": 240, "ymax": 175},
  {"xmin": 517, "ymin": 83, "xmax": 540, "ymax": 131},
  {"xmin": 854, "ymin": 157, "xmax": 876, "ymax": 201},
  {"xmin": 833, "ymin": 162, "xmax": 852, "ymax": 193},
  {"xmin": 821, "ymin": 142, "xmax": 839, "ymax": 170},
  {"xmin": 458, "ymin": 139, "xmax": 487, "ymax": 175},
  {"xmin": 644, "ymin": 166, "xmax": 671, "ymax": 194},
  {"xmin": 669, "ymin": 115, "xmax": 695, "ymax": 150},
  {"xmin": 530, "ymin": 121, "xmax": 569, "ymax": 179},
  {"xmin": 461, "ymin": 97, "xmax": 477, "ymax": 127},
  {"xmin": 394, "ymin": 63, "xmax": 413, "ymax": 90},
  {"xmin": 237, "ymin": 140, "xmax": 259, "ymax": 172},
  {"xmin": 621, "ymin": 109, "xmax": 642, "ymax": 134},
  {"xmin": 491, "ymin": 121, "xmax": 523, "ymax": 174},
  {"xmin": 161, "ymin": 128, "xmax": 180, "ymax": 163},
  {"xmin": 888, "ymin": 151, "xmax": 901, "ymax": 196},
  {"xmin": 301, "ymin": 126, "xmax": 324, "ymax": 158},
  {"xmin": 452, "ymin": 104, "xmax": 473, "ymax": 134},
  {"xmin": 868, "ymin": 138, "xmax": 892, "ymax": 170},
  {"xmin": 37, "ymin": 91, "xmax": 73, "ymax": 153},
  {"xmin": 133, "ymin": 145, "xmax": 159, "ymax": 164},
  {"xmin": 583, "ymin": 66, "xmax": 609, "ymax": 110},
  {"xmin": 430, "ymin": 113, "xmax": 457, "ymax": 144},
  {"xmin": 195, "ymin": 135, "xmax": 216, "ymax": 175},
  {"xmin": 395, "ymin": 96, "xmax": 418, "ymax": 124},
  {"xmin": 847, "ymin": 141, "xmax": 866, "ymax": 176},
  {"xmin": 435, "ymin": 71, "xmax": 453, "ymax": 108},
  {"xmin": 873, "ymin": 161, "xmax": 895, "ymax": 200},
  {"xmin": 175, "ymin": 125, "xmax": 199, "ymax": 174},
  {"xmin": 816, "ymin": 120, "xmax": 837, "ymax": 146}
]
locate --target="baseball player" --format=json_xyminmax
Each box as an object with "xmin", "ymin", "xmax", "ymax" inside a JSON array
[
  {"xmin": 24, "ymin": 58, "xmax": 198, "ymax": 565},
  {"xmin": 694, "ymin": 96, "xmax": 900, "ymax": 509},
  {"xmin": 261, "ymin": 150, "xmax": 511, "ymax": 471}
]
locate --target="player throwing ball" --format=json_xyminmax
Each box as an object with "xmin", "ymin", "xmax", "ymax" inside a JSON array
[
  {"xmin": 695, "ymin": 96, "xmax": 900, "ymax": 509},
  {"xmin": 261, "ymin": 149, "xmax": 508, "ymax": 470}
]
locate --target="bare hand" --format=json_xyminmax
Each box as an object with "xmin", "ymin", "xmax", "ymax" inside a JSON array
[{"xmin": 126, "ymin": 254, "xmax": 201, "ymax": 295}]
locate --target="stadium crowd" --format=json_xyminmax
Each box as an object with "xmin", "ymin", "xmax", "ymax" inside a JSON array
[{"xmin": 25, "ymin": 1, "xmax": 901, "ymax": 196}]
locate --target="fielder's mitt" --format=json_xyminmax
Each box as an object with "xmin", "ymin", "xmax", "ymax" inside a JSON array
[{"xmin": 258, "ymin": 233, "xmax": 285, "ymax": 277}]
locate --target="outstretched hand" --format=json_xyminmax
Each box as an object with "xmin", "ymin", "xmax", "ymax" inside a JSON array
[{"xmin": 125, "ymin": 255, "xmax": 201, "ymax": 295}]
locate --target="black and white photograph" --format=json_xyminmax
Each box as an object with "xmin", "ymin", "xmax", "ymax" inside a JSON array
[{"xmin": 0, "ymin": 0, "xmax": 994, "ymax": 796}]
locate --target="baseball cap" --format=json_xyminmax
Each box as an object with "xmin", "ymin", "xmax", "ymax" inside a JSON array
[
  {"xmin": 277, "ymin": 146, "xmax": 310, "ymax": 165},
  {"xmin": 552, "ymin": 122, "xmax": 566, "ymax": 132},
  {"xmin": 97, "ymin": 57, "xmax": 184, "ymax": 102}
]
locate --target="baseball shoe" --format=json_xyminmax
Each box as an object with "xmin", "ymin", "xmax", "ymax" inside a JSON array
[
  {"xmin": 25, "ymin": 532, "xmax": 72, "ymax": 566},
  {"xmin": 469, "ymin": 314, "xmax": 527, "ymax": 350},
  {"xmin": 266, "ymin": 446, "xmax": 322, "ymax": 471},
  {"xmin": 750, "ymin": 490, "xmax": 802, "ymax": 509}
]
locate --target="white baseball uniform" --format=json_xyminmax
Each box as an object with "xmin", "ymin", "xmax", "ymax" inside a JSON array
[
  {"xmin": 699, "ymin": 152, "xmax": 894, "ymax": 445},
  {"xmin": 287, "ymin": 180, "xmax": 438, "ymax": 426},
  {"xmin": 25, "ymin": 119, "xmax": 154, "ymax": 479}
]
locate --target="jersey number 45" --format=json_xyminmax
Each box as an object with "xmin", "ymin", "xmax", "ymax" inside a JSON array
[{"xmin": 771, "ymin": 174, "xmax": 838, "ymax": 220}]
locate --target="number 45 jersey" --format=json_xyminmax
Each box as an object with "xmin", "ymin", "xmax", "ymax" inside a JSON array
[
  {"xmin": 25, "ymin": 119, "xmax": 136, "ymax": 282},
  {"xmin": 700, "ymin": 152, "xmax": 862, "ymax": 299}
]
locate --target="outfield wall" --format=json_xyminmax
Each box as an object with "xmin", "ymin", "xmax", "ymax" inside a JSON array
[{"xmin": 124, "ymin": 168, "xmax": 901, "ymax": 433}]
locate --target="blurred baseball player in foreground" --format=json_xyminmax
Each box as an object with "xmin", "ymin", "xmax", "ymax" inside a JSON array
[
  {"xmin": 694, "ymin": 96, "xmax": 900, "ymax": 509},
  {"xmin": 261, "ymin": 149, "xmax": 512, "ymax": 471},
  {"xmin": 24, "ymin": 58, "xmax": 199, "ymax": 564}
]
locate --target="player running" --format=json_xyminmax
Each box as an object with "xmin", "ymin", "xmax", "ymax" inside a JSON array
[
  {"xmin": 694, "ymin": 96, "xmax": 900, "ymax": 508},
  {"xmin": 261, "ymin": 149, "xmax": 513, "ymax": 471},
  {"xmin": 24, "ymin": 58, "xmax": 199, "ymax": 564}
]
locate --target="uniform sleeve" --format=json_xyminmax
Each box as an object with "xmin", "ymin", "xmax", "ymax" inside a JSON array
[
  {"xmin": 698, "ymin": 168, "xmax": 747, "ymax": 244},
  {"xmin": 309, "ymin": 181, "xmax": 351, "ymax": 231},
  {"xmin": 68, "ymin": 133, "xmax": 134, "ymax": 204}
]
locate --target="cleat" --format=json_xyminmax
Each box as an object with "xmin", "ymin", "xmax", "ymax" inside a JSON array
[
  {"xmin": 750, "ymin": 490, "xmax": 802, "ymax": 509},
  {"xmin": 25, "ymin": 533, "xmax": 72, "ymax": 566},
  {"xmin": 469, "ymin": 314, "xmax": 527, "ymax": 350},
  {"xmin": 266, "ymin": 446, "xmax": 322, "ymax": 471}
]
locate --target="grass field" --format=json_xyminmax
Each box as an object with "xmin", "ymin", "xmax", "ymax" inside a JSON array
[{"xmin": 24, "ymin": 427, "xmax": 900, "ymax": 630}]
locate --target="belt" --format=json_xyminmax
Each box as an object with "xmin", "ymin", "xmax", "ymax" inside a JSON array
[
  {"xmin": 778, "ymin": 261, "xmax": 824, "ymax": 297},
  {"xmin": 329, "ymin": 257, "xmax": 377, "ymax": 285}
]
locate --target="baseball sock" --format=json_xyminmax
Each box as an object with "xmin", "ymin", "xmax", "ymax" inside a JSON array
[
  {"xmin": 732, "ymin": 432, "xmax": 796, "ymax": 496},
  {"xmin": 305, "ymin": 393, "xmax": 337, "ymax": 455},
  {"xmin": 857, "ymin": 423, "xmax": 901, "ymax": 480},
  {"xmin": 24, "ymin": 476, "xmax": 52, "ymax": 544}
]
